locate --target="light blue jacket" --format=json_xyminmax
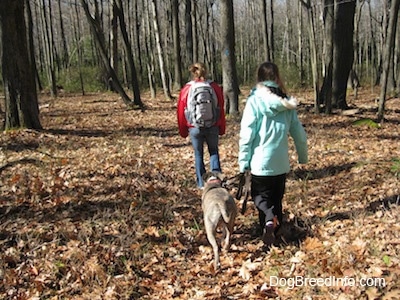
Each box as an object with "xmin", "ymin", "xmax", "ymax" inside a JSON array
[{"xmin": 238, "ymin": 81, "xmax": 308, "ymax": 176}]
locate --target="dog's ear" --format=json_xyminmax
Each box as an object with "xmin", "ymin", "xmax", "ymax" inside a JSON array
[{"xmin": 202, "ymin": 172, "xmax": 213, "ymax": 182}]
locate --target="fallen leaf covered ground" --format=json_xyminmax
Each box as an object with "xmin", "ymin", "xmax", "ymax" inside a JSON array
[{"xmin": 0, "ymin": 88, "xmax": 399, "ymax": 299}]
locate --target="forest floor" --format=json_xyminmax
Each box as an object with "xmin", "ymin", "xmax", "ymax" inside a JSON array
[{"xmin": 0, "ymin": 87, "xmax": 399, "ymax": 300}]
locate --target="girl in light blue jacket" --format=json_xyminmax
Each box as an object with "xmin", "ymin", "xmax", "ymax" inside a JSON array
[{"xmin": 238, "ymin": 62, "xmax": 308, "ymax": 247}]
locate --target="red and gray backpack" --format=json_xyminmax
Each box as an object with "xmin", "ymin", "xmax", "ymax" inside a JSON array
[{"xmin": 184, "ymin": 80, "xmax": 220, "ymax": 128}]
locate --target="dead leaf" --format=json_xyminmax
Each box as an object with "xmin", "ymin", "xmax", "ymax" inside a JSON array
[
  {"xmin": 382, "ymin": 289, "xmax": 400, "ymax": 300},
  {"xmin": 143, "ymin": 226, "xmax": 160, "ymax": 237},
  {"xmin": 303, "ymin": 237, "xmax": 324, "ymax": 251},
  {"xmin": 365, "ymin": 287, "xmax": 382, "ymax": 300},
  {"xmin": 242, "ymin": 282, "xmax": 259, "ymax": 295},
  {"xmin": 239, "ymin": 259, "xmax": 261, "ymax": 281}
]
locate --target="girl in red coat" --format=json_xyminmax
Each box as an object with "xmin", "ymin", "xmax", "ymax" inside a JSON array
[{"xmin": 177, "ymin": 62, "xmax": 226, "ymax": 188}]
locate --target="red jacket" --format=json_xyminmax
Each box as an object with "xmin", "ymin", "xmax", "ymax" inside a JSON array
[{"xmin": 177, "ymin": 80, "xmax": 226, "ymax": 138}]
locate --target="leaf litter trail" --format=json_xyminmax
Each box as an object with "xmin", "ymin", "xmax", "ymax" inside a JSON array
[{"xmin": 0, "ymin": 89, "xmax": 399, "ymax": 299}]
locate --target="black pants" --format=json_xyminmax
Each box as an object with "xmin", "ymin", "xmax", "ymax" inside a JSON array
[{"xmin": 251, "ymin": 173, "xmax": 286, "ymax": 228}]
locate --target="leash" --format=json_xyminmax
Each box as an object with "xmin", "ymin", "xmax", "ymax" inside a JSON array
[{"xmin": 235, "ymin": 171, "xmax": 251, "ymax": 214}]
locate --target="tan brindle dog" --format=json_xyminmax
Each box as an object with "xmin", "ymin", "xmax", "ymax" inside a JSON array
[{"xmin": 201, "ymin": 172, "xmax": 237, "ymax": 270}]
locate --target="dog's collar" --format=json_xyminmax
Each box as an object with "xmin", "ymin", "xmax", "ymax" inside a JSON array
[{"xmin": 207, "ymin": 178, "xmax": 222, "ymax": 185}]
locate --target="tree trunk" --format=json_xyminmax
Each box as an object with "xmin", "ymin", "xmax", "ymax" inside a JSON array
[
  {"xmin": 366, "ymin": 1, "xmax": 379, "ymax": 87},
  {"xmin": 71, "ymin": 0, "xmax": 85, "ymax": 95},
  {"xmin": 57, "ymin": 0, "xmax": 69, "ymax": 68},
  {"xmin": 378, "ymin": 0, "xmax": 400, "ymax": 122},
  {"xmin": 261, "ymin": 0, "xmax": 271, "ymax": 61},
  {"xmin": 185, "ymin": 0, "xmax": 193, "ymax": 65},
  {"xmin": 191, "ymin": 0, "xmax": 198, "ymax": 63},
  {"xmin": 319, "ymin": 0, "xmax": 334, "ymax": 114},
  {"xmin": 110, "ymin": 1, "xmax": 119, "ymax": 91},
  {"xmin": 220, "ymin": 0, "xmax": 240, "ymax": 115},
  {"xmin": 0, "ymin": 0, "xmax": 42, "ymax": 130},
  {"xmin": 40, "ymin": 0, "xmax": 57, "ymax": 97},
  {"xmin": 144, "ymin": 1, "xmax": 156, "ymax": 99},
  {"xmin": 332, "ymin": 0, "xmax": 356, "ymax": 109},
  {"xmin": 115, "ymin": 0, "xmax": 144, "ymax": 109},
  {"xmin": 353, "ymin": 0, "xmax": 365, "ymax": 84},
  {"xmin": 297, "ymin": 1, "xmax": 304, "ymax": 84},
  {"xmin": 209, "ymin": 1, "xmax": 219, "ymax": 82},
  {"xmin": 80, "ymin": 0, "xmax": 134, "ymax": 108},
  {"xmin": 270, "ymin": 0, "xmax": 275, "ymax": 61},
  {"xmin": 172, "ymin": 0, "xmax": 183, "ymax": 91},
  {"xmin": 25, "ymin": 0, "xmax": 42, "ymax": 91},
  {"xmin": 150, "ymin": 0, "xmax": 173, "ymax": 101},
  {"xmin": 301, "ymin": 0, "xmax": 319, "ymax": 113},
  {"xmin": 133, "ymin": 0, "xmax": 143, "ymax": 78}
]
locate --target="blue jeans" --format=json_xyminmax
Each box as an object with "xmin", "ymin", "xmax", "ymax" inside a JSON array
[{"xmin": 189, "ymin": 126, "xmax": 221, "ymax": 187}]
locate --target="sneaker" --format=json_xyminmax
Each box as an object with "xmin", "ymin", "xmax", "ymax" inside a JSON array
[{"xmin": 262, "ymin": 217, "xmax": 278, "ymax": 246}]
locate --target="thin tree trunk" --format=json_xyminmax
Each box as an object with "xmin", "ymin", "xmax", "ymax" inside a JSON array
[
  {"xmin": 220, "ymin": 0, "xmax": 240, "ymax": 115},
  {"xmin": 80, "ymin": 0, "xmax": 134, "ymax": 108},
  {"xmin": 115, "ymin": 0, "xmax": 144, "ymax": 109},
  {"xmin": 301, "ymin": 0, "xmax": 319, "ymax": 113},
  {"xmin": 133, "ymin": 0, "xmax": 143, "ymax": 77},
  {"xmin": 191, "ymin": 0, "xmax": 198, "ymax": 63},
  {"xmin": 209, "ymin": 1, "xmax": 218, "ymax": 82},
  {"xmin": 25, "ymin": 0, "xmax": 42, "ymax": 91},
  {"xmin": 110, "ymin": 1, "xmax": 119, "ymax": 91},
  {"xmin": 41, "ymin": 0, "xmax": 57, "ymax": 97},
  {"xmin": 185, "ymin": 0, "xmax": 193, "ymax": 65},
  {"xmin": 319, "ymin": 0, "xmax": 334, "ymax": 114},
  {"xmin": 378, "ymin": 0, "xmax": 400, "ymax": 121},
  {"xmin": 297, "ymin": 1, "xmax": 304, "ymax": 84},
  {"xmin": 57, "ymin": 0, "xmax": 69, "ymax": 68},
  {"xmin": 150, "ymin": 0, "xmax": 173, "ymax": 101},
  {"xmin": 270, "ymin": 0, "xmax": 275, "ymax": 61},
  {"xmin": 262, "ymin": 0, "xmax": 271, "ymax": 61},
  {"xmin": 72, "ymin": 0, "xmax": 85, "ymax": 95},
  {"xmin": 172, "ymin": 0, "xmax": 183, "ymax": 90},
  {"xmin": 144, "ymin": 0, "xmax": 156, "ymax": 99}
]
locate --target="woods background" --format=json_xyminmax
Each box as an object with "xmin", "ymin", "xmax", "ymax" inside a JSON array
[{"xmin": 0, "ymin": 0, "xmax": 399, "ymax": 130}]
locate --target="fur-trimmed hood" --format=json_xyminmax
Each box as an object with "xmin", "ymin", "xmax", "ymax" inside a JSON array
[{"xmin": 249, "ymin": 81, "xmax": 298, "ymax": 117}]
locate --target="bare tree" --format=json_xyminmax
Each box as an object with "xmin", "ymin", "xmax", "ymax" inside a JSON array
[
  {"xmin": 261, "ymin": 0, "xmax": 272, "ymax": 61},
  {"xmin": 114, "ymin": 0, "xmax": 144, "ymax": 108},
  {"xmin": 57, "ymin": 0, "xmax": 69, "ymax": 68},
  {"xmin": 220, "ymin": 0, "xmax": 240, "ymax": 115},
  {"xmin": 378, "ymin": 0, "xmax": 400, "ymax": 122},
  {"xmin": 80, "ymin": 0, "xmax": 135, "ymax": 108},
  {"xmin": 300, "ymin": 0, "xmax": 320, "ymax": 112},
  {"xmin": 172, "ymin": 0, "xmax": 183, "ymax": 90},
  {"xmin": 269, "ymin": 0, "xmax": 275, "ymax": 61},
  {"xmin": 150, "ymin": 0, "xmax": 173, "ymax": 101},
  {"xmin": 191, "ymin": 0, "xmax": 198, "ymax": 63},
  {"xmin": 297, "ymin": 1, "xmax": 305, "ymax": 84},
  {"xmin": 25, "ymin": 0, "xmax": 42, "ymax": 91},
  {"xmin": 40, "ymin": 0, "xmax": 57, "ymax": 97},
  {"xmin": 185, "ymin": 0, "xmax": 194, "ymax": 65},
  {"xmin": 110, "ymin": 1, "xmax": 119, "ymax": 91},
  {"xmin": 144, "ymin": 0, "xmax": 156, "ymax": 99},
  {"xmin": 71, "ymin": 0, "xmax": 85, "ymax": 95},
  {"xmin": 0, "ymin": 0, "xmax": 42, "ymax": 130},
  {"xmin": 319, "ymin": 0, "xmax": 334, "ymax": 113},
  {"xmin": 331, "ymin": 0, "xmax": 356, "ymax": 110}
]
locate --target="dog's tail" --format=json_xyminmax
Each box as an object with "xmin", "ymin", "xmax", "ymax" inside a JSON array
[{"xmin": 218, "ymin": 201, "xmax": 233, "ymax": 224}]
